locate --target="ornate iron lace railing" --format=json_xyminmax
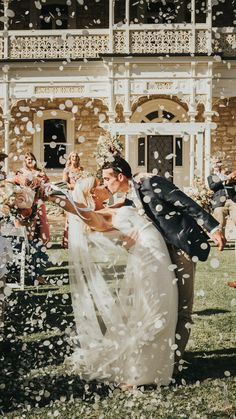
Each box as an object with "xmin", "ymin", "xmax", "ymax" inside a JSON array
[
  {"xmin": 212, "ymin": 28, "xmax": 236, "ymax": 57},
  {"xmin": 0, "ymin": 27, "xmax": 235, "ymax": 59},
  {"xmin": 9, "ymin": 32, "xmax": 110, "ymax": 59}
]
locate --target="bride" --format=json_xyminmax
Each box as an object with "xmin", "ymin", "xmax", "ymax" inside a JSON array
[{"xmin": 48, "ymin": 176, "xmax": 178, "ymax": 387}]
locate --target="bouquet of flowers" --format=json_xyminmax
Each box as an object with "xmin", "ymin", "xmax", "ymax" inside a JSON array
[
  {"xmin": 0, "ymin": 182, "xmax": 36, "ymax": 224},
  {"xmin": 94, "ymin": 133, "xmax": 123, "ymax": 168},
  {"xmin": 188, "ymin": 176, "xmax": 213, "ymax": 213}
]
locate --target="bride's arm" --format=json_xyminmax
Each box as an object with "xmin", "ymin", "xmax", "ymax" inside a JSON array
[{"xmin": 48, "ymin": 195, "xmax": 113, "ymax": 232}]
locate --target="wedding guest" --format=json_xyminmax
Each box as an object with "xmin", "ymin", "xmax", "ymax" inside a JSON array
[
  {"xmin": 62, "ymin": 151, "xmax": 84, "ymax": 248},
  {"xmin": 207, "ymin": 159, "xmax": 236, "ymax": 238},
  {"xmin": 13, "ymin": 152, "xmax": 50, "ymax": 284},
  {"xmin": 62, "ymin": 151, "xmax": 84, "ymax": 190}
]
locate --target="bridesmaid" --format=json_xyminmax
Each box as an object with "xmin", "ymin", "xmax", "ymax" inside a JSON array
[
  {"xmin": 13, "ymin": 152, "xmax": 50, "ymax": 284},
  {"xmin": 62, "ymin": 152, "xmax": 84, "ymax": 190},
  {"xmin": 62, "ymin": 151, "xmax": 84, "ymax": 248}
]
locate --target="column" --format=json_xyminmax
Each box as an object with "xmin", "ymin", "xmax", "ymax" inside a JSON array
[
  {"xmin": 190, "ymin": 0, "xmax": 196, "ymax": 53},
  {"xmin": 196, "ymin": 132, "xmax": 203, "ymax": 178},
  {"xmin": 206, "ymin": 0, "xmax": 212, "ymax": 54},
  {"xmin": 109, "ymin": 0, "xmax": 114, "ymax": 53},
  {"xmin": 124, "ymin": 62, "xmax": 131, "ymax": 119},
  {"xmin": 204, "ymin": 61, "xmax": 213, "ymax": 183},
  {"xmin": 107, "ymin": 62, "xmax": 115, "ymax": 122},
  {"xmin": 189, "ymin": 133, "xmax": 195, "ymax": 186},
  {"xmin": 3, "ymin": 0, "xmax": 9, "ymax": 59},
  {"xmin": 3, "ymin": 71, "xmax": 10, "ymax": 173},
  {"xmin": 188, "ymin": 62, "xmax": 197, "ymax": 185},
  {"xmin": 204, "ymin": 126, "xmax": 211, "ymax": 182},
  {"xmin": 125, "ymin": 134, "xmax": 129, "ymax": 161},
  {"xmin": 125, "ymin": 0, "xmax": 130, "ymax": 53}
]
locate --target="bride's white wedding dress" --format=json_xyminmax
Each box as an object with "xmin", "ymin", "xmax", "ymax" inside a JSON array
[{"xmin": 68, "ymin": 206, "xmax": 178, "ymax": 386}]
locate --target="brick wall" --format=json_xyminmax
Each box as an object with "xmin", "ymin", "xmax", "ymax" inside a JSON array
[
  {"xmin": 1, "ymin": 95, "xmax": 236, "ymax": 180},
  {"xmin": 0, "ymin": 97, "xmax": 109, "ymax": 179},
  {"xmin": 212, "ymin": 98, "xmax": 236, "ymax": 170}
]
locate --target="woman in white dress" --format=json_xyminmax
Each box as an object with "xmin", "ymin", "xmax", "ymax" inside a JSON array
[{"xmin": 45, "ymin": 176, "xmax": 178, "ymax": 387}]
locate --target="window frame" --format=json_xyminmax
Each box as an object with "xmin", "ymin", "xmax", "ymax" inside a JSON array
[{"xmin": 33, "ymin": 109, "xmax": 75, "ymax": 173}]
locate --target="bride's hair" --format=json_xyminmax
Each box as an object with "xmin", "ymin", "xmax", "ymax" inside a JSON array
[{"xmin": 73, "ymin": 176, "xmax": 96, "ymax": 209}]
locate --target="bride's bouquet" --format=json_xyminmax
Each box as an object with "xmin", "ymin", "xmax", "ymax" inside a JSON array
[{"xmin": 0, "ymin": 182, "xmax": 36, "ymax": 223}]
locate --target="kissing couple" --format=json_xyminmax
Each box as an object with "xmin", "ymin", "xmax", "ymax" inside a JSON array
[{"xmin": 11, "ymin": 156, "xmax": 226, "ymax": 388}]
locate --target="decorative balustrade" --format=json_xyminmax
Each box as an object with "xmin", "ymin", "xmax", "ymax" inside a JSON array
[
  {"xmin": 9, "ymin": 33, "xmax": 110, "ymax": 59},
  {"xmin": 196, "ymin": 30, "xmax": 208, "ymax": 54},
  {"xmin": 212, "ymin": 28, "xmax": 236, "ymax": 57},
  {"xmin": 0, "ymin": 27, "xmax": 235, "ymax": 59},
  {"xmin": 130, "ymin": 29, "xmax": 192, "ymax": 54}
]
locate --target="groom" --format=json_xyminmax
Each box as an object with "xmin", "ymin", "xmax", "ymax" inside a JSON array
[{"xmin": 102, "ymin": 156, "xmax": 225, "ymax": 369}]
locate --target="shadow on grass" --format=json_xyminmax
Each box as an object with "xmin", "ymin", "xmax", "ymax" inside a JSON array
[
  {"xmin": 194, "ymin": 308, "xmax": 231, "ymax": 316},
  {"xmin": 181, "ymin": 347, "xmax": 236, "ymax": 383},
  {"xmin": 1, "ymin": 369, "xmax": 110, "ymax": 413}
]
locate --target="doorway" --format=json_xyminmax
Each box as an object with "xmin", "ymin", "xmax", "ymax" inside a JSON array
[{"xmin": 147, "ymin": 135, "xmax": 173, "ymax": 180}]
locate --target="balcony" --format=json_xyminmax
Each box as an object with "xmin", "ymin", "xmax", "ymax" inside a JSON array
[
  {"xmin": 0, "ymin": 0, "xmax": 235, "ymax": 60},
  {"xmin": 0, "ymin": 26, "xmax": 216, "ymax": 60}
]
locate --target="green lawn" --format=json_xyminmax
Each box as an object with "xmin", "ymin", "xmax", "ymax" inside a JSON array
[{"xmin": 1, "ymin": 245, "xmax": 236, "ymax": 418}]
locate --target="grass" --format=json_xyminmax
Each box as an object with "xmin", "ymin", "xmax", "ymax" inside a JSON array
[{"xmin": 1, "ymin": 244, "xmax": 236, "ymax": 418}]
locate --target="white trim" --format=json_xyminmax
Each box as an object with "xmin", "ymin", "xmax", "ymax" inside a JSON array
[{"xmin": 101, "ymin": 122, "xmax": 217, "ymax": 135}]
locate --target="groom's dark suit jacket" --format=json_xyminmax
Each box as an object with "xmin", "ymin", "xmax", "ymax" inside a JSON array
[{"xmin": 133, "ymin": 176, "xmax": 219, "ymax": 262}]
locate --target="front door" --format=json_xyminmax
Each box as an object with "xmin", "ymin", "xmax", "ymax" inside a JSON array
[{"xmin": 148, "ymin": 135, "xmax": 173, "ymax": 180}]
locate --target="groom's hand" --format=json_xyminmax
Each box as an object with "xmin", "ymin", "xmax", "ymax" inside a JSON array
[{"xmin": 211, "ymin": 229, "xmax": 226, "ymax": 251}]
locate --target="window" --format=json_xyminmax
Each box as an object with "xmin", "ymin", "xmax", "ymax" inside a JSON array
[
  {"xmin": 8, "ymin": 0, "xmax": 30, "ymax": 30},
  {"xmin": 76, "ymin": 0, "xmax": 109, "ymax": 28},
  {"xmin": 130, "ymin": 0, "xmax": 191, "ymax": 25},
  {"xmin": 195, "ymin": 0, "xmax": 207, "ymax": 24},
  {"xmin": 114, "ymin": 0, "xmax": 125, "ymax": 25},
  {"xmin": 43, "ymin": 119, "xmax": 67, "ymax": 169},
  {"xmin": 175, "ymin": 137, "xmax": 183, "ymax": 166},
  {"xmin": 138, "ymin": 138, "xmax": 145, "ymax": 166},
  {"xmin": 212, "ymin": 0, "xmax": 236, "ymax": 27},
  {"xmin": 40, "ymin": 4, "xmax": 69, "ymax": 30},
  {"xmin": 146, "ymin": 111, "xmax": 159, "ymax": 121}
]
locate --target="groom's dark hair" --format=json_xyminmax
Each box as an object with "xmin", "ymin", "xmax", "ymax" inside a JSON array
[{"xmin": 102, "ymin": 155, "xmax": 133, "ymax": 179}]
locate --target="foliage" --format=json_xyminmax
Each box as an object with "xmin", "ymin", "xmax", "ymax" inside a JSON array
[
  {"xmin": 94, "ymin": 132, "xmax": 123, "ymax": 170},
  {"xmin": 188, "ymin": 176, "xmax": 213, "ymax": 213}
]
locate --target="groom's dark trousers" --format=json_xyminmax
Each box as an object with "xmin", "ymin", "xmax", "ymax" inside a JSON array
[{"xmin": 168, "ymin": 245, "xmax": 196, "ymax": 361}]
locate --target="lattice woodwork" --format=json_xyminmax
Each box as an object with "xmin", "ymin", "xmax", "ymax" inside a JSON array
[
  {"xmin": 113, "ymin": 30, "xmax": 126, "ymax": 54},
  {"xmin": 196, "ymin": 30, "xmax": 208, "ymax": 53},
  {"xmin": 131, "ymin": 30, "xmax": 192, "ymax": 54},
  {"xmin": 9, "ymin": 35, "xmax": 110, "ymax": 59},
  {"xmin": 213, "ymin": 33, "xmax": 236, "ymax": 56}
]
